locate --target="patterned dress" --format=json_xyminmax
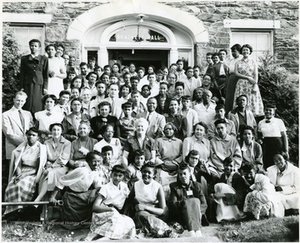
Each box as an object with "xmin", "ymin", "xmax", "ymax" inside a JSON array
[{"xmin": 233, "ymin": 58, "xmax": 264, "ymax": 117}]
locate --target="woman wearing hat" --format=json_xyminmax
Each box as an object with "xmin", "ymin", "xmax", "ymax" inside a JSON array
[{"xmin": 258, "ymin": 104, "xmax": 289, "ymax": 169}]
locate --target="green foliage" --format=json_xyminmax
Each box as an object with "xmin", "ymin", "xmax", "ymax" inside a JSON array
[
  {"xmin": 258, "ymin": 52, "xmax": 299, "ymax": 164},
  {"xmin": 2, "ymin": 24, "xmax": 21, "ymax": 112}
]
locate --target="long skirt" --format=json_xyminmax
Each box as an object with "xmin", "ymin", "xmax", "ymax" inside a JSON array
[
  {"xmin": 47, "ymin": 77, "xmax": 64, "ymax": 99},
  {"xmin": 23, "ymin": 82, "xmax": 43, "ymax": 113},
  {"xmin": 243, "ymin": 192, "xmax": 271, "ymax": 219},
  {"xmin": 4, "ymin": 167, "xmax": 37, "ymax": 215},
  {"xmin": 61, "ymin": 189, "xmax": 98, "ymax": 222},
  {"xmin": 233, "ymin": 79, "xmax": 264, "ymax": 117},
  {"xmin": 225, "ymin": 73, "xmax": 239, "ymax": 113},
  {"xmin": 180, "ymin": 198, "xmax": 202, "ymax": 231},
  {"xmin": 214, "ymin": 183, "xmax": 242, "ymax": 222},
  {"xmin": 90, "ymin": 211, "xmax": 136, "ymax": 239}
]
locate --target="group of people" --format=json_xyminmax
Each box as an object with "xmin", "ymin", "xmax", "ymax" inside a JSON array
[{"xmin": 2, "ymin": 39, "xmax": 299, "ymax": 240}]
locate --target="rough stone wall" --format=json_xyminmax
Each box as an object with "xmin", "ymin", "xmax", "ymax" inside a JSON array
[
  {"xmin": 2, "ymin": 1, "xmax": 299, "ymax": 73},
  {"xmin": 163, "ymin": 1, "xmax": 299, "ymax": 73}
]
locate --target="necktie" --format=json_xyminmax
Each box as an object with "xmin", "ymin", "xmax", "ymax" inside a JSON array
[{"xmin": 18, "ymin": 110, "xmax": 25, "ymax": 130}]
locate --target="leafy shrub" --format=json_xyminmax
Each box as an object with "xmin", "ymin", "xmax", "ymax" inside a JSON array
[
  {"xmin": 2, "ymin": 24, "xmax": 21, "ymax": 112},
  {"xmin": 258, "ymin": 52, "xmax": 299, "ymax": 164}
]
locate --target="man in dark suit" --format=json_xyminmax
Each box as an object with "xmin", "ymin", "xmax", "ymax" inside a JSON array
[{"xmin": 20, "ymin": 39, "xmax": 48, "ymax": 113}]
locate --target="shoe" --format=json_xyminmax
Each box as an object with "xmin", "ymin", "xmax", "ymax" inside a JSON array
[
  {"xmin": 189, "ymin": 231, "xmax": 196, "ymax": 237},
  {"xmin": 195, "ymin": 230, "xmax": 202, "ymax": 237}
]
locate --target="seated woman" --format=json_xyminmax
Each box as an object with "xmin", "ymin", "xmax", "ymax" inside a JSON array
[
  {"xmin": 128, "ymin": 162, "xmax": 172, "ymax": 237},
  {"xmin": 211, "ymin": 157, "xmax": 250, "ymax": 222},
  {"xmin": 169, "ymin": 162, "xmax": 207, "ymax": 237},
  {"xmin": 243, "ymin": 173, "xmax": 285, "ymax": 220},
  {"xmin": 123, "ymin": 118, "xmax": 156, "ymax": 166},
  {"xmin": 267, "ymin": 153, "xmax": 299, "ymax": 215},
  {"xmin": 94, "ymin": 124, "xmax": 123, "ymax": 167},
  {"xmin": 35, "ymin": 123, "xmax": 71, "ymax": 202},
  {"xmin": 61, "ymin": 98, "xmax": 90, "ymax": 142},
  {"xmin": 155, "ymin": 123, "xmax": 183, "ymax": 198},
  {"xmin": 4, "ymin": 128, "xmax": 47, "ymax": 219},
  {"xmin": 69, "ymin": 121, "xmax": 98, "ymax": 169},
  {"xmin": 50, "ymin": 151, "xmax": 103, "ymax": 223},
  {"xmin": 239, "ymin": 125, "xmax": 263, "ymax": 168},
  {"xmin": 34, "ymin": 94, "xmax": 64, "ymax": 142},
  {"xmin": 85, "ymin": 165, "xmax": 136, "ymax": 241}
]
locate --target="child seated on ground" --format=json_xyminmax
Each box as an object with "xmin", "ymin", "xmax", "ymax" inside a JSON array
[
  {"xmin": 243, "ymin": 173, "xmax": 285, "ymax": 220},
  {"xmin": 169, "ymin": 162, "xmax": 207, "ymax": 237},
  {"xmin": 85, "ymin": 164, "xmax": 136, "ymax": 241}
]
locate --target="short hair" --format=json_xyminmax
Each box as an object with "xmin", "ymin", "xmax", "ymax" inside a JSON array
[
  {"xmin": 79, "ymin": 62, "xmax": 88, "ymax": 68},
  {"xmin": 56, "ymin": 44, "xmax": 65, "ymax": 51},
  {"xmin": 142, "ymin": 84, "xmax": 151, "ymax": 91},
  {"xmin": 186, "ymin": 66, "xmax": 194, "ymax": 72},
  {"xmin": 29, "ymin": 39, "xmax": 41, "ymax": 46},
  {"xmin": 178, "ymin": 162, "xmax": 190, "ymax": 171},
  {"xmin": 86, "ymin": 71, "xmax": 99, "ymax": 81},
  {"xmin": 175, "ymin": 81, "xmax": 184, "ymax": 89},
  {"xmin": 164, "ymin": 122, "xmax": 178, "ymax": 133},
  {"xmin": 167, "ymin": 72, "xmax": 178, "ymax": 80},
  {"xmin": 214, "ymin": 119, "xmax": 226, "ymax": 127},
  {"xmin": 120, "ymin": 84, "xmax": 132, "ymax": 93},
  {"xmin": 42, "ymin": 94, "xmax": 58, "ymax": 105},
  {"xmin": 137, "ymin": 66, "xmax": 145, "ymax": 72},
  {"xmin": 109, "ymin": 73, "xmax": 118, "ymax": 79},
  {"xmin": 203, "ymin": 74, "xmax": 212, "ymax": 80},
  {"xmin": 86, "ymin": 151, "xmax": 102, "ymax": 163},
  {"xmin": 101, "ymin": 145, "xmax": 113, "ymax": 154},
  {"xmin": 141, "ymin": 162, "xmax": 156, "ymax": 172},
  {"xmin": 95, "ymin": 81, "xmax": 106, "ymax": 88},
  {"xmin": 45, "ymin": 44, "xmax": 56, "ymax": 52},
  {"xmin": 15, "ymin": 91, "xmax": 28, "ymax": 99},
  {"xmin": 103, "ymin": 64, "xmax": 111, "ymax": 70},
  {"xmin": 240, "ymin": 163, "xmax": 255, "ymax": 173},
  {"xmin": 240, "ymin": 125, "xmax": 255, "ymax": 137},
  {"xmin": 100, "ymin": 124, "xmax": 114, "ymax": 135},
  {"xmin": 133, "ymin": 149, "xmax": 145, "ymax": 158},
  {"xmin": 134, "ymin": 117, "xmax": 149, "ymax": 130},
  {"xmin": 70, "ymin": 97, "xmax": 82, "ymax": 106},
  {"xmin": 215, "ymin": 103, "xmax": 225, "ymax": 111},
  {"xmin": 169, "ymin": 98, "xmax": 180, "ymax": 105},
  {"xmin": 26, "ymin": 127, "xmax": 40, "ymax": 136},
  {"xmin": 231, "ymin": 44, "xmax": 242, "ymax": 53},
  {"xmin": 184, "ymin": 150, "xmax": 199, "ymax": 163},
  {"xmin": 130, "ymin": 76, "xmax": 140, "ymax": 82},
  {"xmin": 236, "ymin": 94, "xmax": 248, "ymax": 104},
  {"xmin": 202, "ymin": 89, "xmax": 212, "ymax": 97},
  {"xmin": 218, "ymin": 49, "xmax": 227, "ymax": 55},
  {"xmin": 59, "ymin": 90, "xmax": 71, "ymax": 97},
  {"xmin": 49, "ymin": 123, "xmax": 63, "ymax": 132},
  {"xmin": 98, "ymin": 101, "xmax": 111, "ymax": 109},
  {"xmin": 100, "ymin": 73, "xmax": 109, "ymax": 80},
  {"xmin": 181, "ymin": 95, "xmax": 191, "ymax": 101},
  {"xmin": 94, "ymin": 65, "xmax": 102, "ymax": 71},
  {"xmin": 159, "ymin": 81, "xmax": 168, "ymax": 87},
  {"xmin": 121, "ymin": 101, "xmax": 133, "ymax": 109},
  {"xmin": 111, "ymin": 164, "xmax": 127, "ymax": 174},
  {"xmin": 206, "ymin": 52, "xmax": 213, "ymax": 56},
  {"xmin": 212, "ymin": 52, "xmax": 219, "ymax": 58},
  {"xmin": 176, "ymin": 59, "xmax": 184, "ymax": 64},
  {"xmin": 193, "ymin": 122, "xmax": 208, "ymax": 133},
  {"xmin": 131, "ymin": 90, "xmax": 140, "ymax": 96},
  {"xmin": 148, "ymin": 65, "xmax": 156, "ymax": 72},
  {"xmin": 223, "ymin": 157, "xmax": 234, "ymax": 166},
  {"xmin": 108, "ymin": 83, "xmax": 119, "ymax": 90},
  {"xmin": 241, "ymin": 44, "xmax": 253, "ymax": 54}
]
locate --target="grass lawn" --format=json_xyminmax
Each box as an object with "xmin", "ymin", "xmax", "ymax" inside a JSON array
[
  {"xmin": 217, "ymin": 216, "xmax": 299, "ymax": 242},
  {"xmin": 1, "ymin": 216, "xmax": 299, "ymax": 242}
]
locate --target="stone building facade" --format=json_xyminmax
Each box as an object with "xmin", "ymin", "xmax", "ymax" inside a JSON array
[{"xmin": 2, "ymin": 0, "xmax": 299, "ymax": 73}]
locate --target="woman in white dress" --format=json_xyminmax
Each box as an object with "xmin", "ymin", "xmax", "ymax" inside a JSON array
[{"xmin": 45, "ymin": 44, "xmax": 66, "ymax": 98}]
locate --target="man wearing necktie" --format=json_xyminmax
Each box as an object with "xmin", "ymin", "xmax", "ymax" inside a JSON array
[
  {"xmin": 20, "ymin": 39, "xmax": 48, "ymax": 114},
  {"xmin": 2, "ymin": 91, "xmax": 34, "ymax": 182}
]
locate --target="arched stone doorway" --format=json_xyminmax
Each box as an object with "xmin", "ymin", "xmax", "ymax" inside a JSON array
[{"xmin": 67, "ymin": 0, "xmax": 208, "ymax": 68}]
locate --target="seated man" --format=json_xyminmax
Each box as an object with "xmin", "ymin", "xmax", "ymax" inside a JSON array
[
  {"xmin": 210, "ymin": 119, "xmax": 242, "ymax": 176},
  {"xmin": 169, "ymin": 162, "xmax": 207, "ymax": 237}
]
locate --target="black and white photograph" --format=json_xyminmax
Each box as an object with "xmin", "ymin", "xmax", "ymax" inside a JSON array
[{"xmin": 1, "ymin": 0, "xmax": 299, "ymax": 241}]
